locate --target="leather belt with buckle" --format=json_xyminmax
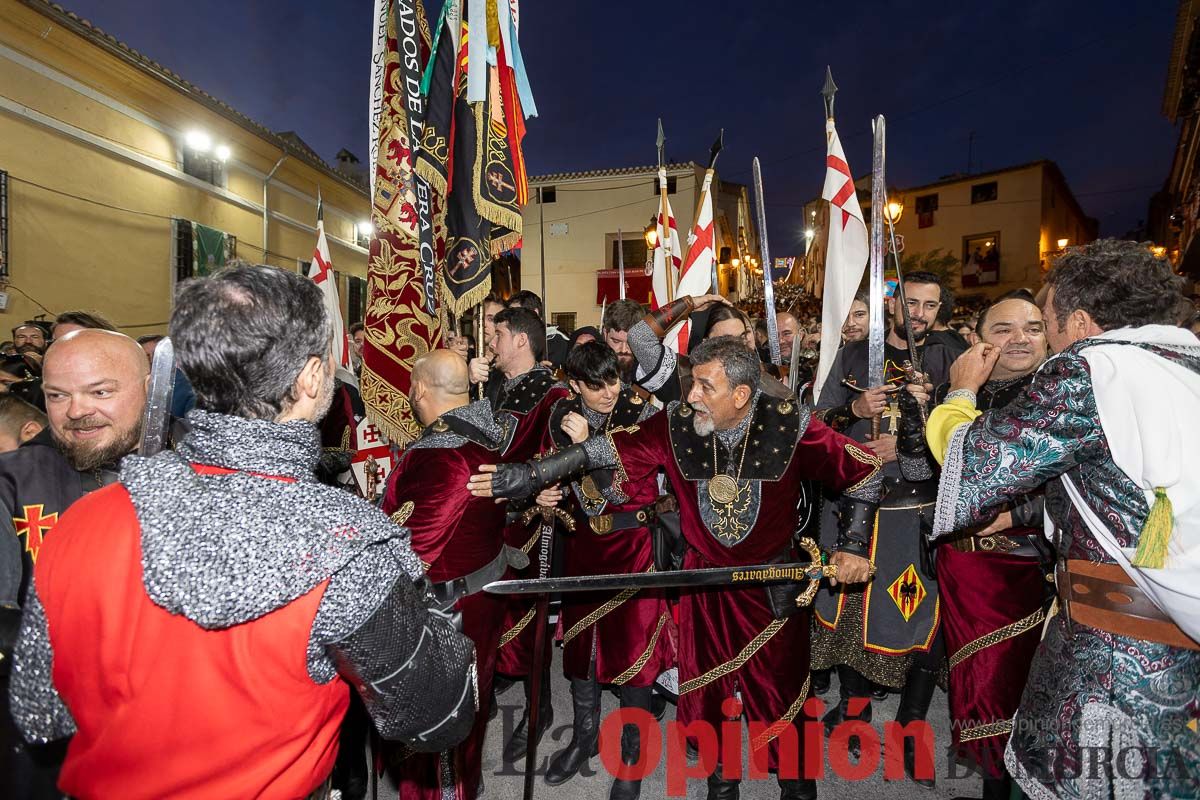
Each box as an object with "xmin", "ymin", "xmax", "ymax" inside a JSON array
[
  {"xmin": 590, "ymin": 506, "xmax": 654, "ymax": 535},
  {"xmin": 1056, "ymin": 559, "xmax": 1199, "ymax": 651}
]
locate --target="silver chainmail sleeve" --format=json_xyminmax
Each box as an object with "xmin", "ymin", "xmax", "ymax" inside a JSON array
[
  {"xmin": 306, "ymin": 538, "xmax": 412, "ymax": 683},
  {"xmin": 581, "ymin": 434, "xmax": 618, "ymax": 471},
  {"xmin": 9, "ymin": 574, "xmax": 77, "ymax": 743},
  {"xmin": 897, "ymin": 451, "xmax": 935, "ymax": 482},
  {"xmin": 627, "ymin": 320, "xmax": 677, "ymax": 393}
]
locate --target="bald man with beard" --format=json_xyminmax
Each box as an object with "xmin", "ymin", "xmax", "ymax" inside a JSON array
[
  {"xmin": 379, "ymin": 350, "xmax": 516, "ymax": 800},
  {"xmin": 1, "ymin": 329, "xmax": 149, "ymax": 800}
]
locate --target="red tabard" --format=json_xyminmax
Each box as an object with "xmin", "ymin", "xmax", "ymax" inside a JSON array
[
  {"xmin": 381, "ymin": 442, "xmax": 508, "ymax": 800},
  {"xmin": 34, "ymin": 465, "xmax": 348, "ymax": 800},
  {"xmin": 608, "ymin": 410, "xmax": 876, "ymax": 769},
  {"xmin": 494, "ymin": 380, "xmax": 570, "ymax": 677}
]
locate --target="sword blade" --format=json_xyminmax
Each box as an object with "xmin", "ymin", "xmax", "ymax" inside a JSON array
[
  {"xmin": 138, "ymin": 337, "xmax": 176, "ymax": 457},
  {"xmin": 617, "ymin": 227, "xmax": 626, "ymax": 300},
  {"xmin": 867, "ymin": 116, "xmax": 887, "ymax": 389},
  {"xmin": 752, "ymin": 157, "xmax": 781, "ymax": 364},
  {"xmin": 484, "ymin": 560, "xmax": 835, "ymax": 595}
]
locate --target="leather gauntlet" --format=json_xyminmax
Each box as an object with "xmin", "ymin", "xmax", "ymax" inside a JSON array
[
  {"xmin": 490, "ymin": 445, "xmax": 590, "ymax": 500},
  {"xmin": 835, "ymin": 495, "xmax": 877, "ymax": 557},
  {"xmin": 895, "ymin": 388, "xmax": 928, "ymax": 458},
  {"xmin": 644, "ymin": 296, "xmax": 695, "ymax": 338}
]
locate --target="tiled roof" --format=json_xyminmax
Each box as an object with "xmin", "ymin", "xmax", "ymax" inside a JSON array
[
  {"xmin": 22, "ymin": 0, "xmax": 367, "ymax": 194},
  {"xmin": 529, "ymin": 162, "xmax": 699, "ymax": 183}
]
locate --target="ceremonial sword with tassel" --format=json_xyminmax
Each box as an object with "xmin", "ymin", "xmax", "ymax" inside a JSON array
[
  {"xmin": 752, "ymin": 157, "xmax": 781, "ymax": 365},
  {"xmin": 486, "ymin": 537, "xmax": 872, "ymax": 611},
  {"xmin": 138, "ymin": 336, "xmax": 177, "ymax": 457}
]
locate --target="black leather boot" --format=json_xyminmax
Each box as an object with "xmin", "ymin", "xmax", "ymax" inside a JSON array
[
  {"xmin": 821, "ymin": 665, "xmax": 872, "ymax": 758},
  {"xmin": 777, "ymin": 776, "xmax": 816, "ymax": 799},
  {"xmin": 609, "ymin": 685, "xmax": 654, "ymax": 800},
  {"xmin": 545, "ymin": 676, "xmax": 601, "ymax": 785},
  {"xmin": 650, "ymin": 690, "xmax": 668, "ymax": 721},
  {"xmin": 895, "ymin": 663, "xmax": 938, "ymax": 789},
  {"xmin": 502, "ymin": 665, "xmax": 555, "ymax": 764},
  {"xmin": 705, "ymin": 764, "xmax": 740, "ymax": 800}
]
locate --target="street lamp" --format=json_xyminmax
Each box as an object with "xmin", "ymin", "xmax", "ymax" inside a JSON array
[
  {"xmin": 884, "ymin": 197, "xmax": 904, "ymax": 224},
  {"xmin": 185, "ymin": 130, "xmax": 212, "ymax": 152},
  {"xmin": 1057, "ymin": 238, "xmax": 1069, "ymax": 249},
  {"xmin": 644, "ymin": 217, "xmax": 658, "ymax": 249},
  {"xmin": 804, "ymin": 228, "xmax": 815, "ymax": 256},
  {"xmin": 214, "ymin": 144, "xmax": 231, "ymax": 162}
]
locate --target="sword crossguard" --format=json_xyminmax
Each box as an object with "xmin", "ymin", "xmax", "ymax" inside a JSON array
[{"xmin": 521, "ymin": 504, "xmax": 576, "ymax": 533}]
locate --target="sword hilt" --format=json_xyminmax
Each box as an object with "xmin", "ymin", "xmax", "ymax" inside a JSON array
[
  {"xmin": 794, "ymin": 537, "xmax": 875, "ymax": 607},
  {"xmin": 520, "ymin": 504, "xmax": 576, "ymax": 533}
]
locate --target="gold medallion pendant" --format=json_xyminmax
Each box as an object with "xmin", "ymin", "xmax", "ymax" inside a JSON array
[
  {"xmin": 707, "ymin": 474, "xmax": 741, "ymax": 505},
  {"xmin": 580, "ymin": 475, "xmax": 602, "ymax": 501}
]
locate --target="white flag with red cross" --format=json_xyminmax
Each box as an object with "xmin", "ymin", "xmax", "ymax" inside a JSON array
[
  {"xmin": 306, "ymin": 197, "xmax": 355, "ymax": 385},
  {"xmin": 673, "ymin": 171, "xmax": 717, "ymax": 354},
  {"xmin": 814, "ymin": 119, "xmax": 869, "ymax": 401}
]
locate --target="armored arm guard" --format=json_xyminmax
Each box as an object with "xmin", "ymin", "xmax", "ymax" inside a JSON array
[
  {"xmin": 895, "ymin": 387, "xmax": 934, "ymax": 481},
  {"xmin": 835, "ymin": 495, "xmax": 877, "ymax": 557},
  {"xmin": 327, "ymin": 574, "xmax": 477, "ymax": 752},
  {"xmin": 643, "ymin": 297, "xmax": 696, "ymax": 338},
  {"xmin": 490, "ymin": 445, "xmax": 591, "ymax": 501}
]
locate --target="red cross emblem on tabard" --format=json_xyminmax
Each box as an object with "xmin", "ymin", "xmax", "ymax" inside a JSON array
[{"xmin": 14, "ymin": 504, "xmax": 59, "ymax": 563}]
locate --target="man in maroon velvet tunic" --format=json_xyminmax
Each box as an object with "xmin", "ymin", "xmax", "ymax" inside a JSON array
[
  {"xmin": 487, "ymin": 306, "xmax": 571, "ymax": 760},
  {"xmin": 380, "ymin": 350, "xmax": 515, "ymax": 800},
  {"xmin": 471, "ymin": 336, "xmax": 884, "ymax": 800},
  {"xmin": 536, "ymin": 343, "xmax": 673, "ymax": 798}
]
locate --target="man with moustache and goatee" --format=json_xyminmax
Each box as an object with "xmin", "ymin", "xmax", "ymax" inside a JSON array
[{"xmin": 0, "ymin": 328, "xmax": 149, "ymax": 800}]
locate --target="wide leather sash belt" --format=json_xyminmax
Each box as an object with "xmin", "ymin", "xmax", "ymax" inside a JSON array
[
  {"xmin": 430, "ymin": 545, "xmax": 529, "ymax": 608},
  {"xmin": 1057, "ymin": 559, "xmax": 1199, "ymax": 651}
]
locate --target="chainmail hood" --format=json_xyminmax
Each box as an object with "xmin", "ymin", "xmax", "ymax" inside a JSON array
[{"xmin": 122, "ymin": 409, "xmax": 422, "ymax": 630}]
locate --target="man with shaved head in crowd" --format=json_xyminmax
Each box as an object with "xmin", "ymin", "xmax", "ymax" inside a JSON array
[
  {"xmin": 380, "ymin": 349, "xmax": 514, "ymax": 799},
  {"xmin": 1, "ymin": 328, "xmax": 150, "ymax": 799}
]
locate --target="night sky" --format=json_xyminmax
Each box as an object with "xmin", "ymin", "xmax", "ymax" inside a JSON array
[{"xmin": 64, "ymin": 0, "xmax": 1179, "ymax": 254}]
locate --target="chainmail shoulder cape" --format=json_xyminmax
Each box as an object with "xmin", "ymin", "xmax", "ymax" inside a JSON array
[
  {"xmin": 405, "ymin": 399, "xmax": 512, "ymax": 453},
  {"xmin": 121, "ymin": 409, "xmax": 424, "ymax": 682}
]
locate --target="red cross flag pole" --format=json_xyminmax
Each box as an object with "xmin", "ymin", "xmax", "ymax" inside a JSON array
[{"xmin": 813, "ymin": 68, "xmax": 869, "ymax": 402}]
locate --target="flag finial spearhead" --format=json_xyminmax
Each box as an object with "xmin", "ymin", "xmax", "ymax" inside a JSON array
[
  {"xmin": 656, "ymin": 118, "xmax": 665, "ymax": 167},
  {"xmin": 708, "ymin": 129, "xmax": 724, "ymax": 170},
  {"xmin": 316, "ymin": 186, "xmax": 324, "ymax": 224},
  {"xmin": 821, "ymin": 66, "xmax": 838, "ymax": 119}
]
